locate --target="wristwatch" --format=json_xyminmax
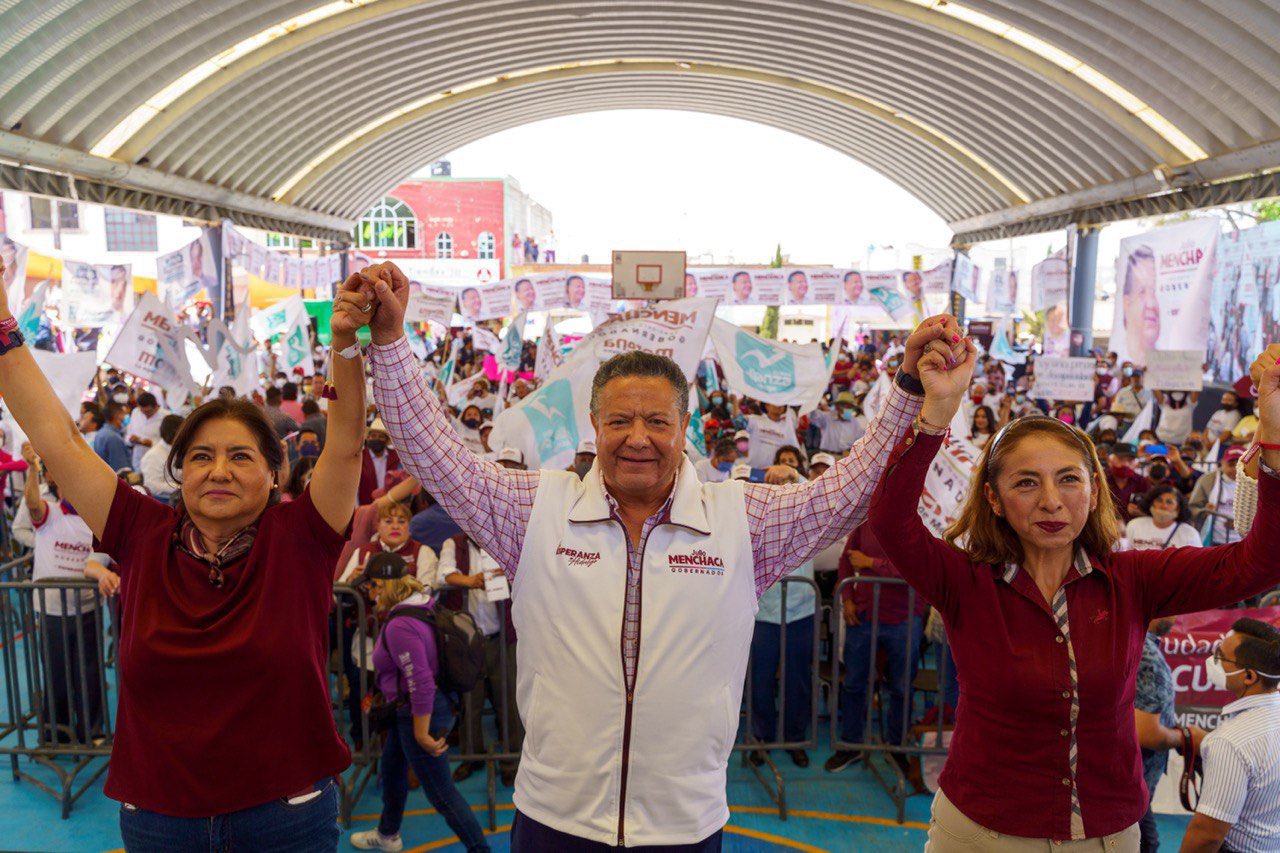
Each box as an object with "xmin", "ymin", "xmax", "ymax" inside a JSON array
[
  {"xmin": 894, "ymin": 369, "xmax": 925, "ymax": 396},
  {"xmin": 0, "ymin": 317, "xmax": 24, "ymax": 356}
]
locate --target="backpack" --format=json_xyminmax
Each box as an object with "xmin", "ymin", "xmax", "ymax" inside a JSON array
[{"xmin": 383, "ymin": 604, "xmax": 487, "ymax": 696}]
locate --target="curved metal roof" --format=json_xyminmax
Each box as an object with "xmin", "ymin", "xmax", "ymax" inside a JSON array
[{"xmin": 1, "ymin": 0, "xmax": 1278, "ymax": 241}]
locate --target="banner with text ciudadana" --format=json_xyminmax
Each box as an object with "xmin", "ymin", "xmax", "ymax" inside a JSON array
[
  {"xmin": 708, "ymin": 319, "xmax": 830, "ymax": 413},
  {"xmin": 1112, "ymin": 218, "xmax": 1219, "ymax": 369},
  {"xmin": 490, "ymin": 298, "xmax": 717, "ymax": 470}
]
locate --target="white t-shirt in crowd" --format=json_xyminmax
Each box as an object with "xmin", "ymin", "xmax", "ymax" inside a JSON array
[
  {"xmin": 32, "ymin": 499, "xmax": 96, "ymax": 616},
  {"xmin": 1124, "ymin": 517, "xmax": 1201, "ymax": 551},
  {"xmin": 1204, "ymin": 408, "xmax": 1242, "ymax": 440},
  {"xmin": 125, "ymin": 407, "xmax": 168, "ymax": 469},
  {"xmin": 439, "ymin": 538, "xmax": 503, "ymax": 638},
  {"xmin": 693, "ymin": 458, "xmax": 732, "ymax": 483},
  {"xmin": 1210, "ymin": 474, "xmax": 1240, "ymax": 545},
  {"xmin": 452, "ymin": 420, "xmax": 486, "ymax": 456},
  {"xmin": 745, "ymin": 411, "xmax": 798, "ymax": 469},
  {"xmin": 339, "ymin": 538, "xmax": 439, "ymax": 587},
  {"xmin": 140, "ymin": 439, "xmax": 180, "ymax": 498},
  {"xmin": 808, "ymin": 409, "xmax": 865, "ymax": 453},
  {"xmin": 1156, "ymin": 400, "xmax": 1194, "ymax": 446}
]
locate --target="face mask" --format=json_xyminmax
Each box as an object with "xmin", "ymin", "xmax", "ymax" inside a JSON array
[
  {"xmin": 112, "ymin": 393, "xmax": 128, "ymax": 404},
  {"xmin": 1015, "ymin": 394, "xmax": 1026, "ymax": 405},
  {"xmin": 1058, "ymin": 412, "xmax": 1075, "ymax": 425},
  {"xmin": 366, "ymin": 440, "xmax": 387, "ymax": 455},
  {"xmin": 715, "ymin": 460, "xmax": 734, "ymax": 472},
  {"xmin": 736, "ymin": 441, "xmax": 749, "ymax": 454},
  {"xmin": 1122, "ymin": 367, "xmax": 1133, "ymax": 377},
  {"xmin": 1150, "ymin": 506, "xmax": 1177, "ymax": 525},
  {"xmin": 1148, "ymin": 465, "xmax": 1168, "ymax": 481},
  {"xmin": 299, "ymin": 443, "xmax": 320, "ymax": 458},
  {"xmin": 1205, "ymin": 654, "xmax": 1233, "ymax": 691},
  {"xmin": 1096, "ymin": 367, "xmax": 1108, "ymax": 376},
  {"xmin": 971, "ymin": 393, "xmax": 985, "ymax": 404},
  {"xmin": 274, "ymin": 379, "xmax": 286, "ymax": 388},
  {"xmin": 839, "ymin": 408, "xmax": 854, "ymax": 422},
  {"xmin": 462, "ymin": 417, "xmax": 481, "ymax": 429},
  {"xmin": 711, "ymin": 395, "xmax": 724, "ymax": 406}
]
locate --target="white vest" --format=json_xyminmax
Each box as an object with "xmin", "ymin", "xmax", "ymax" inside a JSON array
[{"xmin": 511, "ymin": 457, "xmax": 758, "ymax": 846}]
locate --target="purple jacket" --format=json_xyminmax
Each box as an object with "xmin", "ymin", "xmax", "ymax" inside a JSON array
[{"xmin": 372, "ymin": 598, "xmax": 439, "ymax": 715}]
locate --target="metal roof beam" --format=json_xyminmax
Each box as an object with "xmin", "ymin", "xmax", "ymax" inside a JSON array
[{"xmin": 0, "ymin": 130, "xmax": 352, "ymax": 238}]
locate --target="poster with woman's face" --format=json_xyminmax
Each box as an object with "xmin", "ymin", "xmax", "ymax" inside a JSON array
[
  {"xmin": 62, "ymin": 261, "xmax": 131, "ymax": 327},
  {"xmin": 1112, "ymin": 218, "xmax": 1219, "ymax": 369}
]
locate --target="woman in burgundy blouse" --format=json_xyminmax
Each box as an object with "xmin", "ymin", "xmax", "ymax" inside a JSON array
[
  {"xmin": 0, "ymin": 256, "xmax": 381, "ymax": 851},
  {"xmin": 869, "ymin": 340, "xmax": 1280, "ymax": 851}
]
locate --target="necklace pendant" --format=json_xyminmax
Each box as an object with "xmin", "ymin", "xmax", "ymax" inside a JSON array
[{"xmin": 209, "ymin": 566, "xmax": 225, "ymax": 589}]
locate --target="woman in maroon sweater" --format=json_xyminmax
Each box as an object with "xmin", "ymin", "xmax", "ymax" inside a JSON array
[
  {"xmin": 869, "ymin": 339, "xmax": 1280, "ymax": 850},
  {"xmin": 0, "ymin": 255, "xmax": 380, "ymax": 851}
]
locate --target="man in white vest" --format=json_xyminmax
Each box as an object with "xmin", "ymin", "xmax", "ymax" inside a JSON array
[{"xmin": 348, "ymin": 263, "xmax": 964, "ymax": 850}]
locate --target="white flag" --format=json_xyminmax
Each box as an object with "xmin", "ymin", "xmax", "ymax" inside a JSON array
[
  {"xmin": 207, "ymin": 313, "xmax": 260, "ymax": 398},
  {"xmin": 709, "ymin": 319, "xmax": 831, "ymax": 413},
  {"xmin": 535, "ymin": 323, "xmax": 564, "ymax": 381},
  {"xmin": 104, "ymin": 294, "xmax": 198, "ymax": 394},
  {"xmin": 493, "ymin": 298, "xmax": 717, "ymax": 470},
  {"xmin": 31, "ymin": 350, "xmax": 99, "ymax": 416},
  {"xmin": 1121, "ymin": 400, "xmax": 1156, "ymax": 445},
  {"xmin": 471, "ymin": 325, "xmax": 501, "ymax": 354},
  {"xmin": 499, "ymin": 312, "xmax": 527, "ymax": 373}
]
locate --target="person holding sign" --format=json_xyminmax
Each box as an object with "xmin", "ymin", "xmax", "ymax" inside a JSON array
[
  {"xmin": 348, "ymin": 261, "xmax": 966, "ymax": 849},
  {"xmin": 0, "ymin": 253, "xmax": 369, "ymax": 851},
  {"xmin": 867, "ymin": 333, "xmax": 1280, "ymax": 850}
]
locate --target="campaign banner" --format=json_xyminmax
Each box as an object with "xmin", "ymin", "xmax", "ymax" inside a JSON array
[
  {"xmin": 470, "ymin": 325, "xmax": 501, "ymax": 354},
  {"xmin": 404, "ymin": 286, "xmax": 457, "ymax": 328},
  {"xmin": 534, "ymin": 321, "xmax": 564, "ymax": 380},
  {"xmin": 919, "ymin": 434, "xmax": 981, "ymax": 540},
  {"xmin": 252, "ymin": 294, "xmax": 313, "ymax": 376},
  {"xmin": 446, "ymin": 371, "xmax": 488, "ymax": 408},
  {"xmin": 1042, "ymin": 301, "xmax": 1071, "ymax": 358},
  {"xmin": 509, "ymin": 273, "xmax": 571, "ymax": 313},
  {"xmin": 456, "ymin": 281, "xmax": 511, "ymax": 322},
  {"xmin": 0, "ymin": 233, "xmax": 31, "ymax": 313},
  {"xmin": 492, "ymin": 298, "xmax": 717, "ymax": 469},
  {"xmin": 499, "ymin": 312, "xmax": 527, "ymax": 373},
  {"xmin": 1112, "ymin": 218, "xmax": 1219, "ymax": 369},
  {"xmin": 708, "ymin": 319, "xmax": 831, "ymax": 412},
  {"xmin": 158, "ymin": 230, "xmax": 220, "ymax": 313},
  {"xmin": 951, "ymin": 255, "xmax": 980, "ymax": 303},
  {"xmin": 581, "ymin": 277, "xmax": 614, "ymax": 319},
  {"xmin": 206, "ymin": 313, "xmax": 259, "ymax": 398},
  {"xmin": 921, "ymin": 260, "xmax": 953, "ymax": 297},
  {"xmin": 1031, "ymin": 356, "xmax": 1095, "ymax": 401},
  {"xmin": 31, "ymin": 350, "xmax": 98, "ymax": 416},
  {"xmin": 1160, "ymin": 607, "xmax": 1280, "ymax": 727},
  {"xmin": 1207, "ymin": 219, "xmax": 1280, "ymax": 383},
  {"xmin": 987, "ymin": 260, "xmax": 1018, "ymax": 316},
  {"xmin": 104, "ymin": 294, "xmax": 198, "ymax": 394},
  {"xmin": 867, "ymin": 275, "xmax": 915, "ymax": 323},
  {"xmin": 1144, "ymin": 349, "xmax": 1205, "ymax": 392},
  {"xmin": 1031, "ymin": 253, "xmax": 1070, "ymax": 312},
  {"xmin": 62, "ymin": 261, "xmax": 133, "ymax": 327}
]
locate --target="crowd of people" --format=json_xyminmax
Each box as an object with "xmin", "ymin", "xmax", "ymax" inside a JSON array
[{"xmin": 2, "ymin": 253, "xmax": 1278, "ymax": 852}]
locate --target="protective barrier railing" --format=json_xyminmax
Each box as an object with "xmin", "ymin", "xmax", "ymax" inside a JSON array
[
  {"xmin": 330, "ymin": 583, "xmax": 519, "ymax": 830},
  {"xmin": 830, "ymin": 575, "xmax": 952, "ymax": 824},
  {"xmin": 0, "ymin": 565, "xmax": 115, "ymax": 818},
  {"xmin": 736, "ymin": 575, "xmax": 822, "ymax": 821}
]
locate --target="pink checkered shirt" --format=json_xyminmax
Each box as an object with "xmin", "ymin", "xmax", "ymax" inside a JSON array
[{"xmin": 369, "ymin": 336, "xmax": 921, "ymax": 688}]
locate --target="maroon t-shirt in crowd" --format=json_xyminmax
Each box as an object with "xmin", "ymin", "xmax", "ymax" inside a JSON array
[
  {"xmin": 97, "ymin": 480, "xmax": 352, "ymax": 817},
  {"xmin": 837, "ymin": 525, "xmax": 929, "ymax": 625}
]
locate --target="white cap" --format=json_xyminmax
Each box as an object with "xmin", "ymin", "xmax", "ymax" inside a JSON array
[
  {"xmin": 733, "ymin": 429, "xmax": 749, "ymax": 442},
  {"xmin": 497, "ymin": 447, "xmax": 524, "ymax": 464},
  {"xmin": 577, "ymin": 439, "xmax": 597, "ymax": 455},
  {"xmin": 478, "ymin": 421, "xmax": 494, "ymax": 432},
  {"xmin": 367, "ymin": 418, "xmax": 389, "ymax": 435},
  {"xmin": 730, "ymin": 462, "xmax": 752, "ymax": 480},
  {"xmin": 810, "ymin": 452, "xmax": 836, "ymax": 469}
]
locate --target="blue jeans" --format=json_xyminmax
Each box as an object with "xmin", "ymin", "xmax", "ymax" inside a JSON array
[
  {"xmin": 377, "ymin": 705, "xmax": 488, "ymax": 851},
  {"xmin": 748, "ymin": 616, "xmax": 813, "ymax": 743},
  {"xmin": 118, "ymin": 779, "xmax": 338, "ymax": 852},
  {"xmin": 839, "ymin": 616, "xmax": 923, "ymax": 746},
  {"xmin": 940, "ymin": 641, "xmax": 959, "ymax": 712}
]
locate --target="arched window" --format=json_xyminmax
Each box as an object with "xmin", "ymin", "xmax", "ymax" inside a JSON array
[
  {"xmin": 436, "ymin": 231, "xmax": 453, "ymax": 259},
  {"xmin": 357, "ymin": 197, "xmax": 416, "ymax": 249},
  {"xmin": 476, "ymin": 231, "xmax": 495, "ymax": 259}
]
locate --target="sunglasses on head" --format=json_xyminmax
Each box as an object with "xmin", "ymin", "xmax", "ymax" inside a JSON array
[{"xmin": 985, "ymin": 414, "xmax": 1096, "ymax": 474}]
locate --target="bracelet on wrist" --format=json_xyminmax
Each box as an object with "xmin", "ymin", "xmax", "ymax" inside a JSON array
[{"xmin": 914, "ymin": 414, "xmax": 949, "ymax": 436}]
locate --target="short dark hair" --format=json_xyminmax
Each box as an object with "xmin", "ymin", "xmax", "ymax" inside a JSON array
[
  {"xmin": 282, "ymin": 382, "xmax": 299, "ymax": 401},
  {"xmin": 298, "ymin": 427, "xmax": 319, "ymax": 442},
  {"xmin": 590, "ymin": 351, "xmax": 688, "ymax": 417},
  {"xmin": 159, "ymin": 414, "xmax": 184, "ymax": 445},
  {"xmin": 1138, "ymin": 484, "xmax": 1191, "ymax": 524},
  {"xmin": 301, "ymin": 399, "xmax": 320, "ymax": 417},
  {"xmin": 166, "ymin": 398, "xmax": 284, "ymax": 501},
  {"xmin": 137, "ymin": 392, "xmax": 158, "ymax": 408},
  {"xmin": 104, "ymin": 402, "xmax": 127, "ymax": 424},
  {"xmin": 713, "ymin": 437, "xmax": 736, "ymax": 457},
  {"xmin": 1232, "ymin": 618, "xmax": 1280, "ymax": 689},
  {"xmin": 265, "ymin": 386, "xmax": 282, "ymax": 404},
  {"xmin": 85, "ymin": 410, "xmax": 105, "ymax": 430}
]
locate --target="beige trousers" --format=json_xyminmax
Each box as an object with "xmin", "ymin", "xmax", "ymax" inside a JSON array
[{"xmin": 925, "ymin": 789, "xmax": 1140, "ymax": 852}]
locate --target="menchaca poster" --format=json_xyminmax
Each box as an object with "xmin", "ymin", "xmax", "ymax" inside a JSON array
[
  {"xmin": 491, "ymin": 298, "xmax": 717, "ymax": 470},
  {"xmin": 1032, "ymin": 249, "xmax": 1071, "ymax": 357},
  {"xmin": 1112, "ymin": 217, "xmax": 1219, "ymax": 369},
  {"xmin": 708, "ymin": 318, "xmax": 831, "ymax": 413},
  {"xmin": 919, "ymin": 433, "xmax": 981, "ymax": 539},
  {"xmin": 104, "ymin": 294, "xmax": 199, "ymax": 395},
  {"xmin": 1207, "ymin": 218, "xmax": 1280, "ymax": 383},
  {"xmin": 61, "ymin": 260, "xmax": 132, "ymax": 327},
  {"xmin": 404, "ymin": 286, "xmax": 458, "ymax": 328},
  {"xmin": 157, "ymin": 230, "xmax": 220, "ymax": 315},
  {"xmin": 986, "ymin": 259, "xmax": 1019, "ymax": 316}
]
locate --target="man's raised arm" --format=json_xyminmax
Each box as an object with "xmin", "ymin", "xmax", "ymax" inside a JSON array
[{"xmin": 355, "ymin": 265, "xmax": 537, "ymax": 574}]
